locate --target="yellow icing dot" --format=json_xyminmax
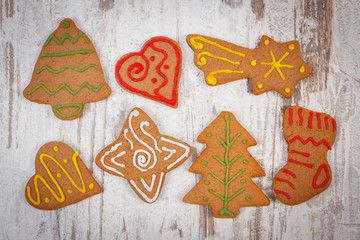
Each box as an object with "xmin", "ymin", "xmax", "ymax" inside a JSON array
[
  {"xmin": 285, "ymin": 88, "xmax": 291, "ymax": 93},
  {"xmin": 264, "ymin": 39, "xmax": 270, "ymax": 45},
  {"xmin": 89, "ymin": 183, "xmax": 94, "ymax": 189},
  {"xmin": 56, "ymin": 173, "xmax": 61, "ymax": 178},
  {"xmin": 44, "ymin": 197, "xmax": 50, "ymax": 203},
  {"xmin": 53, "ymin": 146, "xmax": 59, "ymax": 152},
  {"xmin": 63, "ymin": 159, "xmax": 68, "ymax": 164},
  {"xmin": 289, "ymin": 44, "xmax": 295, "ymax": 50},
  {"xmin": 257, "ymin": 84, "xmax": 263, "ymax": 89},
  {"xmin": 251, "ymin": 60, "xmax": 257, "ymax": 66},
  {"xmin": 300, "ymin": 66, "xmax": 305, "ymax": 73},
  {"xmin": 67, "ymin": 190, "xmax": 72, "ymax": 194}
]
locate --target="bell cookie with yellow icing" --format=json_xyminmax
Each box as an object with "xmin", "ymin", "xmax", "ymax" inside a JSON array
[
  {"xmin": 25, "ymin": 141, "xmax": 101, "ymax": 210},
  {"xmin": 95, "ymin": 107, "xmax": 192, "ymax": 203},
  {"xmin": 23, "ymin": 18, "xmax": 111, "ymax": 120},
  {"xmin": 187, "ymin": 34, "xmax": 312, "ymax": 98}
]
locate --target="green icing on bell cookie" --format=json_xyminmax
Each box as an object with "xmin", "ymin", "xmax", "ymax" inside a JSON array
[{"xmin": 63, "ymin": 21, "xmax": 70, "ymax": 28}]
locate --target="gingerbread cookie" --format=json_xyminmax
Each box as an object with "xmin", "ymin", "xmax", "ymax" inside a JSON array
[
  {"xmin": 25, "ymin": 142, "xmax": 101, "ymax": 210},
  {"xmin": 115, "ymin": 37, "xmax": 182, "ymax": 108},
  {"xmin": 183, "ymin": 112, "xmax": 269, "ymax": 218},
  {"xmin": 95, "ymin": 107, "xmax": 191, "ymax": 203},
  {"xmin": 23, "ymin": 18, "xmax": 111, "ymax": 120},
  {"xmin": 187, "ymin": 34, "xmax": 312, "ymax": 98},
  {"xmin": 273, "ymin": 106, "xmax": 337, "ymax": 205}
]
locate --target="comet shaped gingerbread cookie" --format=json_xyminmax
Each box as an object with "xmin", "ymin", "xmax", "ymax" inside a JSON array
[
  {"xmin": 187, "ymin": 34, "xmax": 312, "ymax": 98},
  {"xmin": 23, "ymin": 18, "xmax": 111, "ymax": 120},
  {"xmin": 95, "ymin": 108, "xmax": 191, "ymax": 203},
  {"xmin": 115, "ymin": 37, "xmax": 182, "ymax": 108}
]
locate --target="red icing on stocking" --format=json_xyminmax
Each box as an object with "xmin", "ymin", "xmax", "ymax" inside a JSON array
[{"xmin": 273, "ymin": 106, "xmax": 337, "ymax": 205}]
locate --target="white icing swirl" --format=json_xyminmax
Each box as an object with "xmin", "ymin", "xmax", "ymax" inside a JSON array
[
  {"xmin": 133, "ymin": 149, "xmax": 153, "ymax": 172},
  {"xmin": 129, "ymin": 110, "xmax": 157, "ymax": 172}
]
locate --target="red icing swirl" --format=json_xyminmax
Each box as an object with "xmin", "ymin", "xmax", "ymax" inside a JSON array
[
  {"xmin": 125, "ymin": 54, "xmax": 149, "ymax": 82},
  {"xmin": 115, "ymin": 37, "xmax": 181, "ymax": 107}
]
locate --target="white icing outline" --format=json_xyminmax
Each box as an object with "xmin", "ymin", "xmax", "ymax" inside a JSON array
[
  {"xmin": 162, "ymin": 147, "xmax": 176, "ymax": 161},
  {"xmin": 100, "ymin": 142, "xmax": 125, "ymax": 176},
  {"xmin": 140, "ymin": 174, "xmax": 156, "ymax": 192},
  {"xmin": 130, "ymin": 172, "xmax": 164, "ymax": 203},
  {"xmin": 124, "ymin": 129, "xmax": 134, "ymax": 150},
  {"xmin": 161, "ymin": 137, "xmax": 190, "ymax": 170},
  {"xmin": 129, "ymin": 110, "xmax": 157, "ymax": 171}
]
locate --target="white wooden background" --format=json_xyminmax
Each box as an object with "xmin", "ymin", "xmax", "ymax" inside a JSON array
[{"xmin": 1, "ymin": 0, "xmax": 359, "ymax": 239}]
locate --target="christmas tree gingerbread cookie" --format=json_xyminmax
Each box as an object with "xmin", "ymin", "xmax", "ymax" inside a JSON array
[
  {"xmin": 23, "ymin": 18, "xmax": 111, "ymax": 120},
  {"xmin": 273, "ymin": 106, "xmax": 337, "ymax": 205},
  {"xmin": 183, "ymin": 112, "xmax": 269, "ymax": 218},
  {"xmin": 25, "ymin": 142, "xmax": 102, "ymax": 210},
  {"xmin": 96, "ymin": 108, "xmax": 191, "ymax": 203},
  {"xmin": 115, "ymin": 37, "xmax": 182, "ymax": 108},
  {"xmin": 187, "ymin": 34, "xmax": 312, "ymax": 98}
]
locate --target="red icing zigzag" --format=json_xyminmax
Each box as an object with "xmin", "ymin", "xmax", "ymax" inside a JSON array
[
  {"xmin": 289, "ymin": 136, "xmax": 332, "ymax": 150},
  {"xmin": 115, "ymin": 37, "xmax": 181, "ymax": 107}
]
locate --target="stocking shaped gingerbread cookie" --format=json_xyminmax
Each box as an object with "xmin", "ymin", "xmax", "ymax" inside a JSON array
[
  {"xmin": 25, "ymin": 142, "xmax": 101, "ymax": 210},
  {"xmin": 115, "ymin": 37, "xmax": 182, "ymax": 108},
  {"xmin": 96, "ymin": 108, "xmax": 191, "ymax": 203},
  {"xmin": 273, "ymin": 106, "xmax": 337, "ymax": 205},
  {"xmin": 23, "ymin": 18, "xmax": 111, "ymax": 120}
]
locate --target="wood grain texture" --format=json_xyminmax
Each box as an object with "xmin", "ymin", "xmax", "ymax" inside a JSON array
[{"xmin": 0, "ymin": 0, "xmax": 359, "ymax": 239}]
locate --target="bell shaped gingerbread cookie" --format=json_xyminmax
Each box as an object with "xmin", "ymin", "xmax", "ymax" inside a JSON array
[
  {"xmin": 187, "ymin": 34, "xmax": 312, "ymax": 98},
  {"xmin": 96, "ymin": 108, "xmax": 191, "ymax": 203},
  {"xmin": 115, "ymin": 37, "xmax": 182, "ymax": 108},
  {"xmin": 23, "ymin": 18, "xmax": 111, "ymax": 120},
  {"xmin": 25, "ymin": 142, "xmax": 102, "ymax": 210}
]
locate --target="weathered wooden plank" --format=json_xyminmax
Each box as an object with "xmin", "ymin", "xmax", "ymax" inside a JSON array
[{"xmin": 0, "ymin": 0, "xmax": 359, "ymax": 239}]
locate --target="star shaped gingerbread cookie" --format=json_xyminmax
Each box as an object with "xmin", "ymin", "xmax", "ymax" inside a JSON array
[
  {"xmin": 187, "ymin": 34, "xmax": 312, "ymax": 98},
  {"xmin": 95, "ymin": 107, "xmax": 192, "ymax": 203}
]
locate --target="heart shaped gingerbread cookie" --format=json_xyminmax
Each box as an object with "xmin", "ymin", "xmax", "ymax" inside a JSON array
[
  {"xmin": 25, "ymin": 142, "xmax": 101, "ymax": 210},
  {"xmin": 115, "ymin": 37, "xmax": 182, "ymax": 108}
]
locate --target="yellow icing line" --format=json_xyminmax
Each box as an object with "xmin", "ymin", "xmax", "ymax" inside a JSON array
[
  {"xmin": 197, "ymin": 52, "xmax": 241, "ymax": 66},
  {"xmin": 26, "ymin": 151, "xmax": 86, "ymax": 205},
  {"xmin": 190, "ymin": 36, "xmax": 246, "ymax": 58},
  {"xmin": 206, "ymin": 69, "xmax": 244, "ymax": 85},
  {"xmin": 261, "ymin": 51, "xmax": 294, "ymax": 80}
]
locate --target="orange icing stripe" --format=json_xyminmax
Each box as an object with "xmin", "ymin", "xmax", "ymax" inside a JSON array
[{"xmin": 26, "ymin": 151, "xmax": 86, "ymax": 205}]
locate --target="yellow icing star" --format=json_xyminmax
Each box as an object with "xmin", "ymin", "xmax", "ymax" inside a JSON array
[{"xmin": 260, "ymin": 51, "xmax": 294, "ymax": 80}]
